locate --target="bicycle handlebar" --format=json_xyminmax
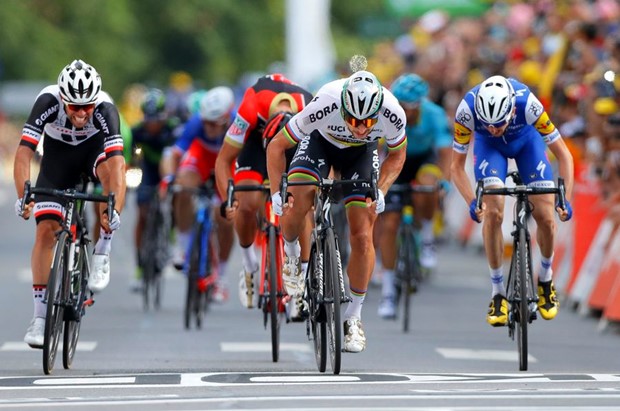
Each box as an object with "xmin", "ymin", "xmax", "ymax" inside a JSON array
[
  {"xmin": 22, "ymin": 180, "xmax": 115, "ymax": 219},
  {"xmin": 474, "ymin": 177, "xmax": 568, "ymax": 214},
  {"xmin": 279, "ymin": 171, "xmax": 379, "ymax": 203}
]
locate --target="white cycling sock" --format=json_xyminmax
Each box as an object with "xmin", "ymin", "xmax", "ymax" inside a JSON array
[
  {"xmin": 490, "ymin": 266, "xmax": 505, "ymax": 297},
  {"xmin": 175, "ymin": 230, "xmax": 191, "ymax": 253},
  {"xmin": 241, "ymin": 245, "xmax": 259, "ymax": 273},
  {"xmin": 94, "ymin": 229, "xmax": 113, "ymax": 255},
  {"xmin": 344, "ymin": 288, "xmax": 366, "ymax": 320},
  {"xmin": 218, "ymin": 260, "xmax": 228, "ymax": 279},
  {"xmin": 301, "ymin": 261, "xmax": 308, "ymax": 277},
  {"xmin": 539, "ymin": 254, "xmax": 554, "ymax": 282},
  {"xmin": 33, "ymin": 285, "xmax": 47, "ymax": 318},
  {"xmin": 284, "ymin": 238, "xmax": 300, "ymax": 258},
  {"xmin": 421, "ymin": 218, "xmax": 434, "ymax": 244},
  {"xmin": 381, "ymin": 269, "xmax": 396, "ymax": 297}
]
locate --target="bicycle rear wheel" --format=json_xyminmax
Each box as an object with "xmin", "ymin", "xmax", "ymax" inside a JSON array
[
  {"xmin": 324, "ymin": 227, "xmax": 342, "ymax": 375},
  {"xmin": 63, "ymin": 241, "xmax": 88, "ymax": 369},
  {"xmin": 43, "ymin": 232, "xmax": 69, "ymax": 375},
  {"xmin": 516, "ymin": 226, "xmax": 529, "ymax": 371},
  {"xmin": 308, "ymin": 240, "xmax": 327, "ymax": 372},
  {"xmin": 267, "ymin": 226, "xmax": 281, "ymax": 362}
]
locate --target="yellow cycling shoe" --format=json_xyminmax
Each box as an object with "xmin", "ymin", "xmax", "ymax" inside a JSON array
[
  {"xmin": 487, "ymin": 294, "xmax": 508, "ymax": 327},
  {"xmin": 538, "ymin": 280, "xmax": 559, "ymax": 320}
]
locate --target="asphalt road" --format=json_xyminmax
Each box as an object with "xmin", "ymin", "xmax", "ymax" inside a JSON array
[{"xmin": 1, "ymin": 182, "xmax": 620, "ymax": 410}]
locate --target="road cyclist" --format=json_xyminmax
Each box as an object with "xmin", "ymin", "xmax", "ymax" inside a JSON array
[
  {"xmin": 376, "ymin": 72, "xmax": 453, "ymax": 319},
  {"xmin": 160, "ymin": 86, "xmax": 236, "ymax": 303},
  {"xmin": 266, "ymin": 56, "xmax": 407, "ymax": 353},
  {"xmin": 14, "ymin": 59, "xmax": 126, "ymax": 348},
  {"xmin": 450, "ymin": 74, "xmax": 574, "ymax": 327}
]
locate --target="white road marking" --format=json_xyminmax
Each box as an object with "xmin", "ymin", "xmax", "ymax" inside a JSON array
[
  {"xmin": 34, "ymin": 377, "xmax": 135, "ymax": 385},
  {"xmin": 250, "ymin": 375, "xmax": 360, "ymax": 383},
  {"xmin": 436, "ymin": 347, "xmax": 537, "ymax": 363},
  {"xmin": 221, "ymin": 342, "xmax": 312, "ymax": 353},
  {"xmin": 1, "ymin": 341, "xmax": 97, "ymax": 351}
]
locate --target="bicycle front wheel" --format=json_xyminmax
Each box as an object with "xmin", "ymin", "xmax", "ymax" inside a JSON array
[
  {"xmin": 63, "ymin": 241, "xmax": 88, "ymax": 369},
  {"xmin": 308, "ymin": 239, "xmax": 327, "ymax": 372},
  {"xmin": 396, "ymin": 224, "xmax": 415, "ymax": 333},
  {"xmin": 43, "ymin": 231, "xmax": 69, "ymax": 375},
  {"xmin": 324, "ymin": 227, "xmax": 342, "ymax": 375},
  {"xmin": 267, "ymin": 225, "xmax": 281, "ymax": 362},
  {"xmin": 516, "ymin": 226, "xmax": 529, "ymax": 371},
  {"xmin": 184, "ymin": 224, "xmax": 203, "ymax": 330}
]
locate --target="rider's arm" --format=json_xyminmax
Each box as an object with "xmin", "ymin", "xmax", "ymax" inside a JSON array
[
  {"xmin": 266, "ymin": 129, "xmax": 296, "ymax": 195},
  {"xmin": 378, "ymin": 145, "xmax": 406, "ymax": 194},
  {"xmin": 214, "ymin": 140, "xmax": 241, "ymax": 200},
  {"xmin": 547, "ymin": 138, "xmax": 574, "ymax": 201},
  {"xmin": 13, "ymin": 145, "xmax": 34, "ymax": 199},
  {"xmin": 450, "ymin": 150, "xmax": 476, "ymax": 205}
]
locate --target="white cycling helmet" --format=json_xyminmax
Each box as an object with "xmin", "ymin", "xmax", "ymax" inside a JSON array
[
  {"xmin": 58, "ymin": 59, "xmax": 102, "ymax": 104},
  {"xmin": 199, "ymin": 86, "xmax": 234, "ymax": 121},
  {"xmin": 474, "ymin": 75, "xmax": 516, "ymax": 126},
  {"xmin": 341, "ymin": 70, "xmax": 384, "ymax": 120}
]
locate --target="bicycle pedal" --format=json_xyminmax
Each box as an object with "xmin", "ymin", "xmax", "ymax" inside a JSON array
[{"xmin": 83, "ymin": 298, "xmax": 95, "ymax": 307}]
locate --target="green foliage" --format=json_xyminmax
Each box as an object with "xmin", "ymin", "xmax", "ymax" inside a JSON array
[{"xmin": 0, "ymin": 0, "xmax": 382, "ymax": 98}]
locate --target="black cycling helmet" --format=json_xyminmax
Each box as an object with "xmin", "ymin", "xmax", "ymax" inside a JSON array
[
  {"xmin": 141, "ymin": 88, "xmax": 166, "ymax": 120},
  {"xmin": 262, "ymin": 111, "xmax": 293, "ymax": 150}
]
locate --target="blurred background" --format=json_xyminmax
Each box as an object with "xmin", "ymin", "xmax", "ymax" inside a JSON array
[{"xmin": 1, "ymin": 0, "xmax": 620, "ymax": 213}]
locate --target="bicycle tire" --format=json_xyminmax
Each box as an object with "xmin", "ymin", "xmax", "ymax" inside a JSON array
[
  {"xmin": 398, "ymin": 224, "xmax": 414, "ymax": 333},
  {"xmin": 43, "ymin": 231, "xmax": 69, "ymax": 375},
  {"xmin": 517, "ymin": 226, "xmax": 529, "ymax": 371},
  {"xmin": 267, "ymin": 225, "xmax": 280, "ymax": 362},
  {"xmin": 324, "ymin": 227, "xmax": 342, "ymax": 375},
  {"xmin": 308, "ymin": 240, "xmax": 327, "ymax": 372},
  {"xmin": 141, "ymin": 197, "xmax": 166, "ymax": 311},
  {"xmin": 63, "ymin": 241, "xmax": 88, "ymax": 369},
  {"xmin": 184, "ymin": 223, "xmax": 203, "ymax": 330}
]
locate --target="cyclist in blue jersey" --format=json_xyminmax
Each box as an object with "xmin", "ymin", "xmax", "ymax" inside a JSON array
[
  {"xmin": 450, "ymin": 75, "xmax": 574, "ymax": 327},
  {"xmin": 130, "ymin": 88, "xmax": 182, "ymax": 291},
  {"xmin": 160, "ymin": 87, "xmax": 236, "ymax": 302},
  {"xmin": 376, "ymin": 73, "xmax": 452, "ymax": 319}
]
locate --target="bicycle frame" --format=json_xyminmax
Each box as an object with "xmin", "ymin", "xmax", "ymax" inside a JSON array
[{"xmin": 475, "ymin": 172, "xmax": 567, "ymax": 371}]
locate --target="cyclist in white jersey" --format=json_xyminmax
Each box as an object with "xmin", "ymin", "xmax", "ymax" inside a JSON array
[
  {"xmin": 266, "ymin": 69, "xmax": 407, "ymax": 352},
  {"xmin": 14, "ymin": 60, "xmax": 126, "ymax": 348}
]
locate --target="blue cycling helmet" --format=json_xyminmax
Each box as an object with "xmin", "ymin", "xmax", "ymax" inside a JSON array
[{"xmin": 390, "ymin": 73, "xmax": 429, "ymax": 106}]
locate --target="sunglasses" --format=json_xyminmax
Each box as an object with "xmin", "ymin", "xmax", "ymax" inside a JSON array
[
  {"xmin": 342, "ymin": 111, "xmax": 378, "ymax": 128},
  {"xmin": 66, "ymin": 103, "xmax": 96, "ymax": 112}
]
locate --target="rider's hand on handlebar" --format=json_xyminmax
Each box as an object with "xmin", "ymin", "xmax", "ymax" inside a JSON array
[
  {"xmin": 556, "ymin": 199, "xmax": 573, "ymax": 222},
  {"xmin": 220, "ymin": 199, "xmax": 238, "ymax": 220},
  {"xmin": 272, "ymin": 192, "xmax": 284, "ymax": 216},
  {"xmin": 366, "ymin": 189, "xmax": 385, "ymax": 214},
  {"xmin": 102, "ymin": 209, "xmax": 121, "ymax": 232},
  {"xmin": 15, "ymin": 198, "xmax": 34, "ymax": 220},
  {"xmin": 469, "ymin": 198, "xmax": 484, "ymax": 223}
]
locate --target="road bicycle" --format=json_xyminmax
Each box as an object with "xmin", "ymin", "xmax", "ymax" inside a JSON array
[
  {"xmin": 22, "ymin": 179, "xmax": 115, "ymax": 375},
  {"xmin": 475, "ymin": 171, "xmax": 567, "ymax": 371},
  {"xmin": 172, "ymin": 182, "xmax": 219, "ymax": 330},
  {"xmin": 387, "ymin": 182, "xmax": 438, "ymax": 333},
  {"xmin": 281, "ymin": 172, "xmax": 378, "ymax": 375},
  {"xmin": 227, "ymin": 180, "xmax": 288, "ymax": 362},
  {"xmin": 138, "ymin": 191, "xmax": 172, "ymax": 311}
]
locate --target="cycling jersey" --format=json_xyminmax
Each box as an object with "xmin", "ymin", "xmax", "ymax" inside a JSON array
[
  {"xmin": 228, "ymin": 74, "xmax": 313, "ymax": 183},
  {"xmin": 173, "ymin": 113, "xmax": 228, "ymax": 155},
  {"xmin": 19, "ymin": 85, "xmax": 123, "ymax": 222},
  {"xmin": 453, "ymin": 78, "xmax": 560, "ymax": 187},
  {"xmin": 20, "ymin": 85, "xmax": 123, "ymax": 158},
  {"xmin": 283, "ymin": 78, "xmax": 406, "ymax": 150},
  {"xmin": 283, "ymin": 79, "xmax": 406, "ymax": 206},
  {"xmin": 405, "ymin": 99, "xmax": 452, "ymax": 156}
]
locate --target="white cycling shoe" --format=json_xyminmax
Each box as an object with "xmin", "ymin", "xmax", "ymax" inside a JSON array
[{"xmin": 89, "ymin": 254, "xmax": 110, "ymax": 292}]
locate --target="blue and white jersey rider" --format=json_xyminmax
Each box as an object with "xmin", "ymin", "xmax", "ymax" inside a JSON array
[{"xmin": 453, "ymin": 77, "xmax": 561, "ymax": 188}]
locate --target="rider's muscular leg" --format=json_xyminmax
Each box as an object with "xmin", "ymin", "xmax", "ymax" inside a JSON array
[
  {"xmin": 378, "ymin": 211, "xmax": 399, "ymax": 271},
  {"xmin": 482, "ymin": 194, "xmax": 505, "ymax": 269},
  {"xmin": 530, "ymin": 195, "xmax": 556, "ymax": 259},
  {"xmin": 31, "ymin": 220, "xmax": 60, "ymax": 285},
  {"xmin": 346, "ymin": 206, "xmax": 377, "ymax": 291},
  {"xmin": 279, "ymin": 185, "xmax": 314, "ymax": 242},
  {"xmin": 233, "ymin": 189, "xmax": 262, "ymax": 246}
]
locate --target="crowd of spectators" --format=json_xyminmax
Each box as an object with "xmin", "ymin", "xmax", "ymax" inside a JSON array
[{"xmin": 367, "ymin": 0, "xmax": 620, "ymax": 230}]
